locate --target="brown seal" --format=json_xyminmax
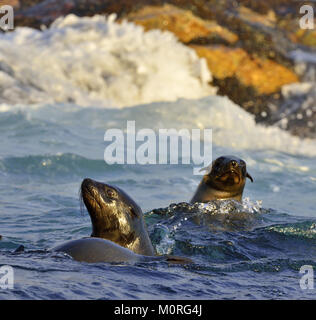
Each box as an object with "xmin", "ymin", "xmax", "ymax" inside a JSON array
[
  {"xmin": 53, "ymin": 179, "xmax": 192, "ymax": 264},
  {"xmin": 80, "ymin": 178, "xmax": 154, "ymax": 256},
  {"xmin": 191, "ymin": 155, "xmax": 253, "ymax": 203}
]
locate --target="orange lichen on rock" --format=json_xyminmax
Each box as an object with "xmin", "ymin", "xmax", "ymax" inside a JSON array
[
  {"xmin": 191, "ymin": 45, "xmax": 299, "ymax": 94},
  {"xmin": 0, "ymin": 0, "xmax": 19, "ymax": 7},
  {"xmin": 126, "ymin": 4, "xmax": 238, "ymax": 44},
  {"xmin": 292, "ymin": 28, "xmax": 316, "ymax": 47},
  {"xmin": 237, "ymin": 6, "xmax": 277, "ymax": 28}
]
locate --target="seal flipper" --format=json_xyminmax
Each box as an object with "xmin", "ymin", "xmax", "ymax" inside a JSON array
[
  {"xmin": 165, "ymin": 255, "xmax": 193, "ymax": 265},
  {"xmin": 14, "ymin": 245, "xmax": 25, "ymax": 253}
]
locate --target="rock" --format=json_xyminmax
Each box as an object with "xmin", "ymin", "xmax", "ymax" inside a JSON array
[
  {"xmin": 276, "ymin": 8, "xmax": 316, "ymax": 48},
  {"xmin": 291, "ymin": 28, "xmax": 316, "ymax": 48},
  {"xmin": 123, "ymin": 3, "xmax": 300, "ymax": 127},
  {"xmin": 267, "ymin": 82, "xmax": 316, "ymax": 138},
  {"xmin": 14, "ymin": 0, "xmax": 152, "ymax": 29},
  {"xmin": 233, "ymin": 0, "xmax": 301, "ymax": 19},
  {"xmin": 236, "ymin": 6, "xmax": 277, "ymax": 28},
  {"xmin": 14, "ymin": 0, "xmax": 77, "ymax": 28},
  {"xmin": 7, "ymin": 0, "xmax": 316, "ymax": 138},
  {"xmin": 0, "ymin": 0, "xmax": 20, "ymax": 8},
  {"xmin": 191, "ymin": 44, "xmax": 299, "ymax": 95},
  {"xmin": 125, "ymin": 4, "xmax": 238, "ymax": 44}
]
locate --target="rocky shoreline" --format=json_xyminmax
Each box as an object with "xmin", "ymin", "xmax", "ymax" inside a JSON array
[{"xmin": 3, "ymin": 0, "xmax": 316, "ymax": 138}]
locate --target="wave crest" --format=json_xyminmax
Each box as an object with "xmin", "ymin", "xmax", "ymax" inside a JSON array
[{"xmin": 0, "ymin": 14, "xmax": 215, "ymax": 107}]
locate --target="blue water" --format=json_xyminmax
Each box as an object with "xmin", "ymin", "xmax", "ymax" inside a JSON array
[{"xmin": 0, "ymin": 98, "xmax": 316, "ymax": 300}]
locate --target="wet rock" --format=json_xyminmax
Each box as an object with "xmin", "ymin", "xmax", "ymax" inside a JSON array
[
  {"xmin": 122, "ymin": 3, "xmax": 301, "ymax": 133},
  {"xmin": 125, "ymin": 4, "xmax": 238, "ymax": 44},
  {"xmin": 14, "ymin": 0, "xmax": 77, "ymax": 29},
  {"xmin": 235, "ymin": 5, "xmax": 277, "ymax": 28},
  {"xmin": 189, "ymin": 44, "xmax": 299, "ymax": 125},
  {"xmin": 237, "ymin": 0, "xmax": 299, "ymax": 18},
  {"xmin": 293, "ymin": 29, "xmax": 316, "ymax": 47},
  {"xmin": 8, "ymin": 0, "xmax": 316, "ymax": 138},
  {"xmin": 191, "ymin": 45, "xmax": 299, "ymax": 95},
  {"xmin": 266, "ymin": 82, "xmax": 316, "ymax": 138},
  {"xmin": 0, "ymin": 0, "xmax": 20, "ymax": 8},
  {"xmin": 14, "ymin": 0, "xmax": 149, "ymax": 29}
]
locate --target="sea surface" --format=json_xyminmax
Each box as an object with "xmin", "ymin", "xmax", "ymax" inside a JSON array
[{"xmin": 0, "ymin": 15, "xmax": 316, "ymax": 300}]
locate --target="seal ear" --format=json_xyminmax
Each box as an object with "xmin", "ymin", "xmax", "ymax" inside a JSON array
[
  {"xmin": 246, "ymin": 172, "xmax": 254, "ymax": 183},
  {"xmin": 199, "ymin": 166, "xmax": 209, "ymax": 173},
  {"xmin": 199, "ymin": 161, "xmax": 214, "ymax": 174}
]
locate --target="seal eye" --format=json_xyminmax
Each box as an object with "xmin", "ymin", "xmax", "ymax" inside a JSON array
[{"xmin": 106, "ymin": 189, "xmax": 116, "ymax": 199}]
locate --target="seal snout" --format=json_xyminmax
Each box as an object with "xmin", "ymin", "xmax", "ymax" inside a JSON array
[
  {"xmin": 228, "ymin": 160, "xmax": 241, "ymax": 176},
  {"xmin": 81, "ymin": 178, "xmax": 94, "ymax": 190},
  {"xmin": 216, "ymin": 159, "xmax": 243, "ymax": 180},
  {"xmin": 80, "ymin": 178, "xmax": 96, "ymax": 198}
]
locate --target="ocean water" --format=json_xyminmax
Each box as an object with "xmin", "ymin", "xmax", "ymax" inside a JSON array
[{"xmin": 0, "ymin": 15, "xmax": 316, "ymax": 300}]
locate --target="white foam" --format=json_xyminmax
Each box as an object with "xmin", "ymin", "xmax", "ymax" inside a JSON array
[
  {"xmin": 124, "ymin": 95, "xmax": 316, "ymax": 157},
  {"xmin": 2, "ymin": 94, "xmax": 316, "ymax": 156},
  {"xmin": 0, "ymin": 14, "xmax": 215, "ymax": 107},
  {"xmin": 281, "ymin": 82, "xmax": 313, "ymax": 98}
]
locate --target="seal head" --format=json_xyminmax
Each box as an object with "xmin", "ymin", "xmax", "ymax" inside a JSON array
[
  {"xmin": 191, "ymin": 155, "xmax": 253, "ymax": 203},
  {"xmin": 81, "ymin": 178, "xmax": 155, "ymax": 256}
]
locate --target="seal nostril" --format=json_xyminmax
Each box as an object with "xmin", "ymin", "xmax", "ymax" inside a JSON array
[{"xmin": 106, "ymin": 189, "xmax": 115, "ymax": 198}]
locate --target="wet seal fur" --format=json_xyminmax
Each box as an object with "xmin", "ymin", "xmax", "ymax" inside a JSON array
[
  {"xmin": 191, "ymin": 155, "xmax": 253, "ymax": 203},
  {"xmin": 54, "ymin": 178, "xmax": 192, "ymax": 264},
  {"xmin": 80, "ymin": 178, "xmax": 154, "ymax": 256},
  {"xmin": 54, "ymin": 237, "xmax": 153, "ymax": 263}
]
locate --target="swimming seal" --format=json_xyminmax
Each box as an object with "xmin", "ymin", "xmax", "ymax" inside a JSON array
[
  {"xmin": 80, "ymin": 178, "xmax": 154, "ymax": 256},
  {"xmin": 191, "ymin": 155, "xmax": 253, "ymax": 203},
  {"xmin": 53, "ymin": 179, "xmax": 192, "ymax": 264}
]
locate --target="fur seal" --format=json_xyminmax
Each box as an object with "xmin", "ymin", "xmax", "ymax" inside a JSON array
[
  {"xmin": 191, "ymin": 155, "xmax": 253, "ymax": 203},
  {"xmin": 80, "ymin": 178, "xmax": 154, "ymax": 256},
  {"xmin": 53, "ymin": 178, "xmax": 191, "ymax": 264}
]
